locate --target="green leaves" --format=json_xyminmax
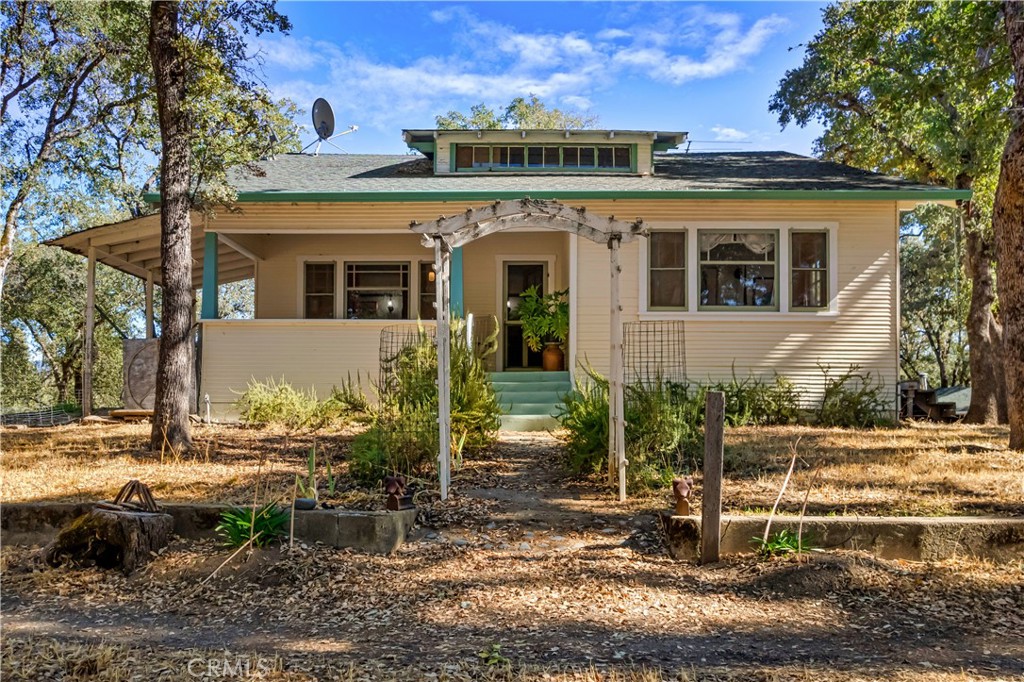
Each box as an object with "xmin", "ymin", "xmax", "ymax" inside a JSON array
[
  {"xmin": 771, "ymin": 1, "xmax": 1010, "ymax": 189},
  {"xmin": 517, "ymin": 286, "xmax": 569, "ymax": 353},
  {"xmin": 435, "ymin": 95, "xmax": 598, "ymax": 130},
  {"xmin": 215, "ymin": 502, "xmax": 289, "ymax": 548}
]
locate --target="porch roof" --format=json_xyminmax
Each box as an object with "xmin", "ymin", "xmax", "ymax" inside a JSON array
[
  {"xmin": 45, "ymin": 213, "xmax": 255, "ymax": 286},
  {"xmin": 142, "ymin": 151, "xmax": 970, "ymax": 203}
]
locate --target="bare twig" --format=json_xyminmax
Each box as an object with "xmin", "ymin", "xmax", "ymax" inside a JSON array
[
  {"xmin": 200, "ymin": 532, "xmax": 263, "ymax": 586},
  {"xmin": 763, "ymin": 437, "xmax": 801, "ymax": 544},
  {"xmin": 797, "ymin": 467, "xmax": 822, "ymax": 562}
]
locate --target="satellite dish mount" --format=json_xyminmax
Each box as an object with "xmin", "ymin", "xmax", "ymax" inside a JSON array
[{"xmin": 302, "ymin": 97, "xmax": 358, "ymax": 155}]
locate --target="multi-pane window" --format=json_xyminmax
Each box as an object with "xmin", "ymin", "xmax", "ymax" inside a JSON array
[
  {"xmin": 345, "ymin": 263, "xmax": 409, "ymax": 319},
  {"xmin": 699, "ymin": 231, "xmax": 777, "ymax": 308},
  {"xmin": 304, "ymin": 262, "xmax": 335, "ymax": 319},
  {"xmin": 791, "ymin": 232, "xmax": 828, "ymax": 309},
  {"xmin": 648, "ymin": 231, "xmax": 686, "ymax": 309},
  {"xmin": 454, "ymin": 144, "xmax": 631, "ymax": 171},
  {"xmin": 419, "ymin": 262, "xmax": 436, "ymax": 320}
]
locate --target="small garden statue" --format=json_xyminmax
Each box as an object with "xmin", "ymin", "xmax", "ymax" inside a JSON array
[
  {"xmin": 672, "ymin": 476, "xmax": 693, "ymax": 516},
  {"xmin": 384, "ymin": 474, "xmax": 414, "ymax": 511}
]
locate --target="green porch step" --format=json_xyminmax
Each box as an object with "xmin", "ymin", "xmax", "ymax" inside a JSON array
[{"xmin": 490, "ymin": 371, "xmax": 571, "ymax": 432}]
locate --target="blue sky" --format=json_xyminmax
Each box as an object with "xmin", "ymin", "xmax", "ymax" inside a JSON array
[{"xmin": 257, "ymin": 1, "xmax": 828, "ymax": 155}]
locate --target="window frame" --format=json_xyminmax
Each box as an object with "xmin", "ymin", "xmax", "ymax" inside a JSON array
[
  {"xmin": 301, "ymin": 260, "xmax": 338, "ymax": 319},
  {"xmin": 697, "ymin": 229, "xmax": 780, "ymax": 311},
  {"xmin": 790, "ymin": 229, "xmax": 830, "ymax": 311},
  {"xmin": 639, "ymin": 222, "xmax": 839, "ymax": 319},
  {"xmin": 646, "ymin": 229, "xmax": 687, "ymax": 311},
  {"xmin": 452, "ymin": 143, "xmax": 634, "ymax": 172},
  {"xmin": 343, "ymin": 261, "xmax": 411, "ymax": 320}
]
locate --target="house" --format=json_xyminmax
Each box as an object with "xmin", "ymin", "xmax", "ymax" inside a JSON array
[{"xmin": 49, "ymin": 127, "xmax": 968, "ymax": 428}]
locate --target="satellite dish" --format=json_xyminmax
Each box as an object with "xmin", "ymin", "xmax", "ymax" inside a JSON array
[
  {"xmin": 302, "ymin": 97, "xmax": 358, "ymax": 155},
  {"xmin": 312, "ymin": 97, "xmax": 335, "ymax": 139}
]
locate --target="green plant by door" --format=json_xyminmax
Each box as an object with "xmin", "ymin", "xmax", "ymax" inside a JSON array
[{"xmin": 517, "ymin": 286, "xmax": 569, "ymax": 352}]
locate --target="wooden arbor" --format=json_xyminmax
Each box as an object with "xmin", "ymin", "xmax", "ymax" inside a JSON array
[{"xmin": 411, "ymin": 198, "xmax": 646, "ymax": 502}]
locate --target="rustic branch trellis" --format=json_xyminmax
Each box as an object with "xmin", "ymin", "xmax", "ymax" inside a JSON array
[{"xmin": 411, "ymin": 198, "xmax": 646, "ymax": 501}]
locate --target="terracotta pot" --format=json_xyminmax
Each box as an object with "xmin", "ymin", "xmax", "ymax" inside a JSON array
[{"xmin": 542, "ymin": 342, "xmax": 565, "ymax": 371}]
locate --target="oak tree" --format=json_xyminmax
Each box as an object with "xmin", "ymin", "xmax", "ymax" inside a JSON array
[
  {"xmin": 771, "ymin": 0, "xmax": 1011, "ymax": 423},
  {"xmin": 992, "ymin": 1, "xmax": 1024, "ymax": 449}
]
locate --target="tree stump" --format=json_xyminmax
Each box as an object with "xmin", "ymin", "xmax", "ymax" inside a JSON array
[{"xmin": 43, "ymin": 508, "xmax": 173, "ymax": 574}]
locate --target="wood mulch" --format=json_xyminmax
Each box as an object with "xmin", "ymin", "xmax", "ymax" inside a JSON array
[{"xmin": 2, "ymin": 430, "xmax": 1023, "ymax": 681}]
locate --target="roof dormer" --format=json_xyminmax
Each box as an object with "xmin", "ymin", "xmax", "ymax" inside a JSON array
[{"xmin": 402, "ymin": 129, "xmax": 686, "ymax": 176}]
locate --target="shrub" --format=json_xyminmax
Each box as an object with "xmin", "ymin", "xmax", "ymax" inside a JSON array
[
  {"xmin": 557, "ymin": 367, "xmax": 701, "ymax": 491},
  {"xmin": 349, "ymin": 405, "xmax": 439, "ymax": 486},
  {"xmin": 353, "ymin": 318, "xmax": 501, "ymax": 486},
  {"xmin": 752, "ymin": 529, "xmax": 816, "ymax": 558},
  {"xmin": 215, "ymin": 502, "xmax": 289, "ymax": 548},
  {"xmin": 234, "ymin": 376, "xmax": 367, "ymax": 431},
  {"xmin": 817, "ymin": 363, "xmax": 891, "ymax": 427}
]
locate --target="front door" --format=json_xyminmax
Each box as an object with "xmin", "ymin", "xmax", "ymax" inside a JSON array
[{"xmin": 503, "ymin": 261, "xmax": 546, "ymax": 370}]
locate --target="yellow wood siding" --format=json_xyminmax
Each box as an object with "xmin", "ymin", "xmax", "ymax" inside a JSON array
[
  {"xmin": 203, "ymin": 199, "xmax": 898, "ymax": 415},
  {"xmin": 575, "ymin": 201, "xmax": 898, "ymax": 409},
  {"xmin": 201, "ymin": 320, "xmax": 432, "ymax": 417}
]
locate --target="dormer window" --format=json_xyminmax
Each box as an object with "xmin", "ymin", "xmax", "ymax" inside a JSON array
[{"xmin": 453, "ymin": 143, "xmax": 633, "ymax": 172}]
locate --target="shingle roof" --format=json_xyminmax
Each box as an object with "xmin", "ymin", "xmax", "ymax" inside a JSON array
[{"xmin": 213, "ymin": 151, "xmax": 965, "ymax": 199}]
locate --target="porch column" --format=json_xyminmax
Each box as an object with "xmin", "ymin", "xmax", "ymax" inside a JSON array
[
  {"xmin": 145, "ymin": 270, "xmax": 155, "ymax": 339},
  {"xmin": 201, "ymin": 231, "xmax": 219, "ymax": 319},
  {"xmin": 450, "ymin": 246, "xmax": 464, "ymax": 316},
  {"xmin": 83, "ymin": 245, "xmax": 96, "ymax": 416}
]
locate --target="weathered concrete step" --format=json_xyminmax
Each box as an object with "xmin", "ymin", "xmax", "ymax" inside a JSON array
[
  {"xmin": 663, "ymin": 514, "xmax": 1024, "ymax": 563},
  {"xmin": 492, "ymin": 382, "xmax": 570, "ymax": 395},
  {"xmin": 1, "ymin": 502, "xmax": 416, "ymax": 555},
  {"xmin": 500, "ymin": 414, "xmax": 560, "ymax": 431},
  {"xmin": 500, "ymin": 402, "xmax": 562, "ymax": 416},
  {"xmin": 490, "ymin": 371, "xmax": 570, "ymax": 384}
]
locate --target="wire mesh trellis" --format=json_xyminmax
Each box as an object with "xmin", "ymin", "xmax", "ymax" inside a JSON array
[
  {"xmin": 623, "ymin": 320, "xmax": 687, "ymax": 387},
  {"xmin": 379, "ymin": 324, "xmax": 436, "ymax": 396}
]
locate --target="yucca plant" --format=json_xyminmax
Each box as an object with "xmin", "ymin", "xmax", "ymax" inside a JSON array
[{"xmin": 215, "ymin": 502, "xmax": 289, "ymax": 548}]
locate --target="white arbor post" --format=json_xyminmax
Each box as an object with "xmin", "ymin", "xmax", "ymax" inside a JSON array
[
  {"xmin": 434, "ymin": 238, "xmax": 452, "ymax": 500},
  {"xmin": 608, "ymin": 235, "xmax": 627, "ymax": 502}
]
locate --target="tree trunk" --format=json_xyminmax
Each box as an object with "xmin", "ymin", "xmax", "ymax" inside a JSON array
[
  {"xmin": 994, "ymin": 1, "xmax": 1024, "ymax": 450},
  {"xmin": 961, "ymin": 205, "xmax": 1008, "ymax": 424},
  {"xmin": 148, "ymin": 2, "xmax": 193, "ymax": 452},
  {"xmin": 44, "ymin": 508, "xmax": 173, "ymax": 574}
]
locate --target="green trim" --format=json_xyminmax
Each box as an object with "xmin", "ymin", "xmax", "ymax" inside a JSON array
[
  {"xmin": 201, "ymin": 231, "xmax": 219, "ymax": 319},
  {"xmin": 143, "ymin": 188, "xmax": 971, "ymax": 204},
  {"xmin": 448, "ymin": 143, "xmax": 455, "ymax": 173},
  {"xmin": 630, "ymin": 143, "xmax": 638, "ymax": 174}
]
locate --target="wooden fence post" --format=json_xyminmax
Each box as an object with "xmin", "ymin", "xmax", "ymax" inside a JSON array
[{"xmin": 701, "ymin": 390, "xmax": 725, "ymax": 565}]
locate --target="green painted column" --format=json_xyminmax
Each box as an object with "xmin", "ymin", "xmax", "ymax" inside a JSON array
[
  {"xmin": 201, "ymin": 231, "xmax": 219, "ymax": 319},
  {"xmin": 450, "ymin": 246, "xmax": 464, "ymax": 316}
]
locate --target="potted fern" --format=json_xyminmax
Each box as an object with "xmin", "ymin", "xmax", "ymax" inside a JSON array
[{"xmin": 518, "ymin": 286, "xmax": 569, "ymax": 371}]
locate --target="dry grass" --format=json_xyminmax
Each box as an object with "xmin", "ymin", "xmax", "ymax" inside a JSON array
[
  {"xmin": 1, "ymin": 421, "xmax": 1021, "ymax": 516},
  {"xmin": 709, "ymin": 422, "xmax": 1023, "ymax": 517}
]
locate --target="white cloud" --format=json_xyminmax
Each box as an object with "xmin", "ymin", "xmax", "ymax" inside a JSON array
[
  {"xmin": 596, "ymin": 28, "xmax": 630, "ymax": 40},
  {"xmin": 256, "ymin": 36, "xmax": 326, "ymax": 71},
  {"xmin": 260, "ymin": 7, "xmax": 789, "ymax": 133},
  {"xmin": 711, "ymin": 125, "xmax": 750, "ymax": 142}
]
